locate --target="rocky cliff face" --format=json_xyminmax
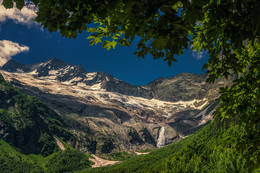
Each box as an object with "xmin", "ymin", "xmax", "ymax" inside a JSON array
[
  {"xmin": 0, "ymin": 58, "xmax": 221, "ymax": 154},
  {"xmin": 145, "ymin": 73, "xmax": 226, "ymax": 102}
]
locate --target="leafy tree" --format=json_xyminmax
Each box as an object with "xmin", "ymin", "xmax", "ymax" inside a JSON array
[
  {"xmin": 46, "ymin": 149, "xmax": 91, "ymax": 172},
  {"xmin": 2, "ymin": 0, "xmax": 260, "ymax": 170}
]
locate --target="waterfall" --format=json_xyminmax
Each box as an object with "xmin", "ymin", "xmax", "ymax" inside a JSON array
[{"xmin": 157, "ymin": 126, "xmax": 165, "ymax": 148}]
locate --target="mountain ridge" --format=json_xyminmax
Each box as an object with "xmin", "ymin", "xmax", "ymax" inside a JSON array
[
  {"xmin": 0, "ymin": 58, "xmax": 222, "ymax": 102},
  {"xmin": 1, "ymin": 58, "xmax": 207, "ymax": 87},
  {"xmin": 1, "ymin": 58, "xmax": 154, "ymax": 99},
  {"xmin": 0, "ymin": 58, "xmax": 223, "ymax": 155}
]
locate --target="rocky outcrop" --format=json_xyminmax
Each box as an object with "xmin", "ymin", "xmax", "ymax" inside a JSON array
[
  {"xmin": 0, "ymin": 59, "xmax": 29, "ymax": 72},
  {"xmin": 146, "ymin": 73, "xmax": 226, "ymax": 102}
]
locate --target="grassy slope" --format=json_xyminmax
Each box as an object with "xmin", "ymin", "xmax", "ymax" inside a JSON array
[
  {"xmin": 82, "ymin": 122, "xmax": 259, "ymax": 173},
  {"xmin": 0, "ymin": 138, "xmax": 92, "ymax": 173},
  {"xmin": 0, "ymin": 139, "xmax": 44, "ymax": 173}
]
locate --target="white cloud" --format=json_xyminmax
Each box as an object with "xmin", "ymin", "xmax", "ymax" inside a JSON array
[
  {"xmin": 192, "ymin": 50, "xmax": 205, "ymax": 60},
  {"xmin": 0, "ymin": 40, "xmax": 29, "ymax": 66},
  {"xmin": 190, "ymin": 44, "xmax": 206, "ymax": 60},
  {"xmin": 0, "ymin": 0, "xmax": 38, "ymax": 26}
]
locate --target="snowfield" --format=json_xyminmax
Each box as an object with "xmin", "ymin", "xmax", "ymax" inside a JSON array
[{"xmin": 1, "ymin": 70, "xmax": 209, "ymax": 118}]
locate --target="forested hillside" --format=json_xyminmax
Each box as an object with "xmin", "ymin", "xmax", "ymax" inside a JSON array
[
  {"xmin": 0, "ymin": 73, "xmax": 92, "ymax": 172},
  {"xmin": 0, "ymin": 73, "xmax": 71, "ymax": 156}
]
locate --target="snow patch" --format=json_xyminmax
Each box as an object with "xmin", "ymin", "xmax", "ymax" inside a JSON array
[
  {"xmin": 90, "ymin": 83, "xmax": 102, "ymax": 90},
  {"xmin": 16, "ymin": 69, "xmax": 24, "ymax": 73},
  {"xmin": 0, "ymin": 70, "xmax": 210, "ymax": 121},
  {"xmin": 85, "ymin": 72, "xmax": 97, "ymax": 81},
  {"xmin": 77, "ymin": 82, "xmax": 87, "ymax": 88},
  {"xmin": 48, "ymin": 70, "xmax": 58, "ymax": 75},
  {"xmin": 28, "ymin": 70, "xmax": 38, "ymax": 75}
]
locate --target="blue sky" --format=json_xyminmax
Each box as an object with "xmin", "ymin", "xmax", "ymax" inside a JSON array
[{"xmin": 0, "ymin": 3, "xmax": 209, "ymax": 86}]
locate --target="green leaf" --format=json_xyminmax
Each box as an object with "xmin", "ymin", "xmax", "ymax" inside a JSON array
[
  {"xmin": 2, "ymin": 0, "xmax": 13, "ymax": 9},
  {"xmin": 112, "ymin": 34, "xmax": 121, "ymax": 40},
  {"xmin": 110, "ymin": 40, "xmax": 117, "ymax": 49},
  {"xmin": 87, "ymin": 35, "xmax": 102, "ymax": 45},
  {"xmin": 87, "ymin": 28, "xmax": 98, "ymax": 33},
  {"xmin": 102, "ymin": 40, "xmax": 117, "ymax": 51},
  {"xmin": 216, "ymin": 0, "xmax": 221, "ymax": 6},
  {"xmin": 14, "ymin": 0, "xmax": 24, "ymax": 10},
  {"xmin": 172, "ymin": 1, "xmax": 182, "ymax": 11}
]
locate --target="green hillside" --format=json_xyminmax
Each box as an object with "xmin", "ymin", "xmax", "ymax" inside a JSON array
[
  {"xmin": 0, "ymin": 73, "xmax": 72, "ymax": 156},
  {"xmin": 0, "ymin": 73, "xmax": 92, "ymax": 172},
  {"xmin": 0, "ymin": 138, "xmax": 92, "ymax": 173},
  {"xmin": 83, "ymin": 122, "xmax": 259, "ymax": 173},
  {"xmin": 0, "ymin": 139, "xmax": 43, "ymax": 173}
]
